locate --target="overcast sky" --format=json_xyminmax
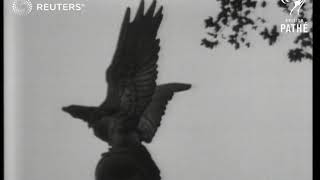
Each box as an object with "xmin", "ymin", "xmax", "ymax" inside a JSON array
[{"xmin": 5, "ymin": 0, "xmax": 312, "ymax": 180}]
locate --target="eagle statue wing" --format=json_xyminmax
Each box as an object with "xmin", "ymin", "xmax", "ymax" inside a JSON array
[
  {"xmin": 138, "ymin": 83, "xmax": 191, "ymax": 143},
  {"xmin": 101, "ymin": 0, "xmax": 163, "ymax": 122}
]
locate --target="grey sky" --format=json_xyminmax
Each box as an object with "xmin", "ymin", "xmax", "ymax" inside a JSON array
[{"xmin": 5, "ymin": 0, "xmax": 312, "ymax": 180}]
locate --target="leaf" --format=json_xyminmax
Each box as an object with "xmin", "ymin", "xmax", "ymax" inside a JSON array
[{"xmin": 201, "ymin": 39, "xmax": 219, "ymax": 49}]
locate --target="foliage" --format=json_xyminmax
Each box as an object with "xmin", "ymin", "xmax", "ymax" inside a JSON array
[{"xmin": 201, "ymin": 0, "xmax": 313, "ymax": 62}]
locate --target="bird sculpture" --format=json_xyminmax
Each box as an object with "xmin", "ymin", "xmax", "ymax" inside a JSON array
[{"xmin": 62, "ymin": 0, "xmax": 191, "ymax": 180}]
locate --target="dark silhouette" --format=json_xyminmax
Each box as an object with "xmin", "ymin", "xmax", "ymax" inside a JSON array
[
  {"xmin": 62, "ymin": 0, "xmax": 191, "ymax": 180},
  {"xmin": 202, "ymin": 0, "xmax": 313, "ymax": 62}
]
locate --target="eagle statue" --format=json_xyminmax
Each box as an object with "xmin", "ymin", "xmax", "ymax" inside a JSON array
[{"xmin": 62, "ymin": 0, "xmax": 191, "ymax": 179}]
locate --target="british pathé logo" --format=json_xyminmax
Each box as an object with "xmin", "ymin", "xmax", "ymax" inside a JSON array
[
  {"xmin": 280, "ymin": 18, "xmax": 308, "ymax": 33},
  {"xmin": 12, "ymin": 0, "xmax": 33, "ymax": 16},
  {"xmin": 281, "ymin": 0, "xmax": 306, "ymax": 15},
  {"xmin": 280, "ymin": 0, "xmax": 310, "ymax": 33}
]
